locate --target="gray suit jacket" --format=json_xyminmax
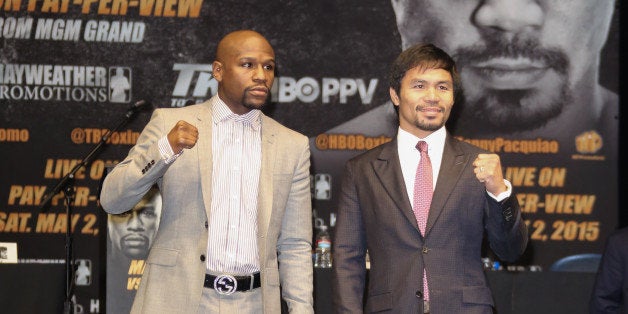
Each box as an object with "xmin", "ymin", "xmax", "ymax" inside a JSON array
[
  {"xmin": 332, "ymin": 134, "xmax": 528, "ymax": 314},
  {"xmin": 100, "ymin": 96, "xmax": 314, "ymax": 313}
]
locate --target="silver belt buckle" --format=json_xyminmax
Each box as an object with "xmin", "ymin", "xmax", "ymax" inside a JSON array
[{"xmin": 213, "ymin": 274, "xmax": 237, "ymax": 295}]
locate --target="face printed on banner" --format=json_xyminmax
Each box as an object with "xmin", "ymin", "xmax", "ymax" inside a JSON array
[
  {"xmin": 390, "ymin": 0, "xmax": 615, "ymax": 132},
  {"xmin": 212, "ymin": 30, "xmax": 276, "ymax": 115},
  {"xmin": 390, "ymin": 67, "xmax": 455, "ymax": 139},
  {"xmin": 108, "ymin": 190, "xmax": 162, "ymax": 259}
]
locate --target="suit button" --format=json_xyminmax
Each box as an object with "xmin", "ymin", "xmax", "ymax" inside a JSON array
[
  {"xmin": 422, "ymin": 247, "xmax": 429, "ymax": 254},
  {"xmin": 416, "ymin": 290, "xmax": 423, "ymax": 299},
  {"xmin": 200, "ymin": 255, "xmax": 206, "ymax": 262}
]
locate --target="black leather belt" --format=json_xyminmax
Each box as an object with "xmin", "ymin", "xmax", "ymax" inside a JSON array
[{"xmin": 204, "ymin": 272, "xmax": 261, "ymax": 295}]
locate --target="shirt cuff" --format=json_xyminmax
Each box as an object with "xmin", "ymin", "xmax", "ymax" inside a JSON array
[
  {"xmin": 158, "ymin": 136, "xmax": 182, "ymax": 164},
  {"xmin": 487, "ymin": 179, "xmax": 512, "ymax": 202}
]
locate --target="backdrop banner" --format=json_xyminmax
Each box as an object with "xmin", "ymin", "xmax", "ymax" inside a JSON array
[{"xmin": 0, "ymin": 1, "xmax": 618, "ymax": 312}]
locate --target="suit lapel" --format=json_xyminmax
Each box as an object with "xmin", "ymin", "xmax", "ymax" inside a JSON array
[
  {"xmin": 425, "ymin": 135, "xmax": 469, "ymax": 235},
  {"xmin": 372, "ymin": 140, "xmax": 420, "ymax": 232},
  {"xmin": 197, "ymin": 101, "xmax": 213, "ymax": 221},
  {"xmin": 257, "ymin": 115, "xmax": 275, "ymax": 251}
]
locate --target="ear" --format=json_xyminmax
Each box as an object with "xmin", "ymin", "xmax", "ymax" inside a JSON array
[
  {"xmin": 389, "ymin": 87, "xmax": 400, "ymax": 107},
  {"xmin": 212, "ymin": 61, "xmax": 223, "ymax": 82}
]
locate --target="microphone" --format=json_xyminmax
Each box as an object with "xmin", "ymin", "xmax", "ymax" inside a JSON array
[
  {"xmin": 129, "ymin": 100, "xmax": 152, "ymax": 111},
  {"xmin": 125, "ymin": 100, "xmax": 152, "ymax": 117},
  {"xmin": 41, "ymin": 99, "xmax": 152, "ymax": 211}
]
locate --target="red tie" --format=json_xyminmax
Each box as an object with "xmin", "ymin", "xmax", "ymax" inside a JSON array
[
  {"xmin": 413, "ymin": 140, "xmax": 432, "ymax": 302},
  {"xmin": 413, "ymin": 141, "xmax": 433, "ymax": 235}
]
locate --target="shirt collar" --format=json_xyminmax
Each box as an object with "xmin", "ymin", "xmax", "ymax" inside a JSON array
[
  {"xmin": 212, "ymin": 96, "xmax": 262, "ymax": 130},
  {"xmin": 397, "ymin": 126, "xmax": 446, "ymax": 152}
]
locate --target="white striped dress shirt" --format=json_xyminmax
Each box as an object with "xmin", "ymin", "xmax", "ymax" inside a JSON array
[{"xmin": 206, "ymin": 98, "xmax": 262, "ymax": 275}]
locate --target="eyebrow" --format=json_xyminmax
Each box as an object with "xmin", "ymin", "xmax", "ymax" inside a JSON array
[
  {"xmin": 408, "ymin": 79, "xmax": 452, "ymax": 86},
  {"xmin": 239, "ymin": 57, "xmax": 276, "ymax": 64}
]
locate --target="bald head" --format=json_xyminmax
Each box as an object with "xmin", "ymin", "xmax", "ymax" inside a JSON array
[
  {"xmin": 215, "ymin": 30, "xmax": 274, "ymax": 63},
  {"xmin": 212, "ymin": 30, "xmax": 276, "ymax": 114}
]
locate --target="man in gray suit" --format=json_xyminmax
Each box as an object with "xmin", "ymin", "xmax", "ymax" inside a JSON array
[
  {"xmin": 332, "ymin": 44, "xmax": 528, "ymax": 313},
  {"xmin": 100, "ymin": 30, "xmax": 314, "ymax": 313}
]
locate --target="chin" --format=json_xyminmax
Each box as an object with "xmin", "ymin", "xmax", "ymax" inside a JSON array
[
  {"xmin": 123, "ymin": 250, "xmax": 148, "ymax": 260},
  {"xmin": 244, "ymin": 102, "xmax": 266, "ymax": 110}
]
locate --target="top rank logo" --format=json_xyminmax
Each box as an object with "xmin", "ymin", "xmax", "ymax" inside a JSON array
[
  {"xmin": 169, "ymin": 63, "xmax": 215, "ymax": 107},
  {"xmin": 0, "ymin": 63, "xmax": 132, "ymax": 103}
]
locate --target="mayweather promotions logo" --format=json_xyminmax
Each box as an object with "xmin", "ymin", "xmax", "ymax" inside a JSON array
[{"xmin": 0, "ymin": 63, "xmax": 132, "ymax": 103}]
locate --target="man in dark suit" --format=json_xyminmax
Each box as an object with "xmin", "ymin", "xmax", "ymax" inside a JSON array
[
  {"xmin": 590, "ymin": 227, "xmax": 628, "ymax": 313},
  {"xmin": 332, "ymin": 43, "xmax": 528, "ymax": 313}
]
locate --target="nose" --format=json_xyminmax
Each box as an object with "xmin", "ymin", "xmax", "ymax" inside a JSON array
[
  {"xmin": 252, "ymin": 65, "xmax": 269, "ymax": 83},
  {"xmin": 126, "ymin": 212, "xmax": 145, "ymax": 230},
  {"xmin": 424, "ymin": 87, "xmax": 440, "ymax": 103},
  {"xmin": 473, "ymin": 0, "xmax": 544, "ymax": 33}
]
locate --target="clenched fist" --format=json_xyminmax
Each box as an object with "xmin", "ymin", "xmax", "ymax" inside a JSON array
[
  {"xmin": 167, "ymin": 120, "xmax": 199, "ymax": 153},
  {"xmin": 472, "ymin": 153, "xmax": 508, "ymax": 196}
]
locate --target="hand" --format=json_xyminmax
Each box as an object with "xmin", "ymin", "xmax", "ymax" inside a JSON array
[
  {"xmin": 473, "ymin": 153, "xmax": 507, "ymax": 195},
  {"xmin": 167, "ymin": 120, "xmax": 199, "ymax": 153}
]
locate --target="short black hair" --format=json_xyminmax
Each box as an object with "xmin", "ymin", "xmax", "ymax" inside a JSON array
[{"xmin": 389, "ymin": 43, "xmax": 461, "ymax": 99}]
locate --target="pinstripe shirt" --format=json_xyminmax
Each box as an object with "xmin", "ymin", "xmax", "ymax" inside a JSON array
[{"xmin": 206, "ymin": 98, "xmax": 262, "ymax": 275}]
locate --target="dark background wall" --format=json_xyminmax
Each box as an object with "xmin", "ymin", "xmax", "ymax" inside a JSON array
[
  {"xmin": 0, "ymin": 1, "xmax": 624, "ymax": 312},
  {"xmin": 620, "ymin": 1, "xmax": 627, "ymax": 229}
]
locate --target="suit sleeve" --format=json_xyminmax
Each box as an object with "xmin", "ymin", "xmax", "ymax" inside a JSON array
[
  {"xmin": 332, "ymin": 160, "xmax": 367, "ymax": 313},
  {"xmin": 590, "ymin": 231, "xmax": 625, "ymax": 313},
  {"xmin": 100, "ymin": 109, "xmax": 170, "ymax": 214},
  {"xmin": 277, "ymin": 137, "xmax": 315, "ymax": 313},
  {"xmin": 484, "ymin": 192, "xmax": 528, "ymax": 262}
]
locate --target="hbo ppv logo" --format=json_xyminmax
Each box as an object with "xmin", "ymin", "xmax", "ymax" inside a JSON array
[{"xmin": 272, "ymin": 77, "xmax": 378, "ymax": 104}]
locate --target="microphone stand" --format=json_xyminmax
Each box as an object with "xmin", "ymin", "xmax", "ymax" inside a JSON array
[{"xmin": 39, "ymin": 101, "xmax": 148, "ymax": 314}]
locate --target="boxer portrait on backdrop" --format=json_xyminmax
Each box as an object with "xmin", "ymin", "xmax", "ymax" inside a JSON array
[
  {"xmin": 106, "ymin": 186, "xmax": 161, "ymax": 314},
  {"xmin": 327, "ymin": 0, "xmax": 618, "ymax": 145}
]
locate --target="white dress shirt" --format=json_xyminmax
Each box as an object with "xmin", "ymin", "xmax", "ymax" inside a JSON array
[
  {"xmin": 157, "ymin": 97, "xmax": 262, "ymax": 275},
  {"xmin": 397, "ymin": 126, "xmax": 511, "ymax": 206},
  {"xmin": 206, "ymin": 98, "xmax": 262, "ymax": 275},
  {"xmin": 397, "ymin": 127, "xmax": 446, "ymax": 207}
]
